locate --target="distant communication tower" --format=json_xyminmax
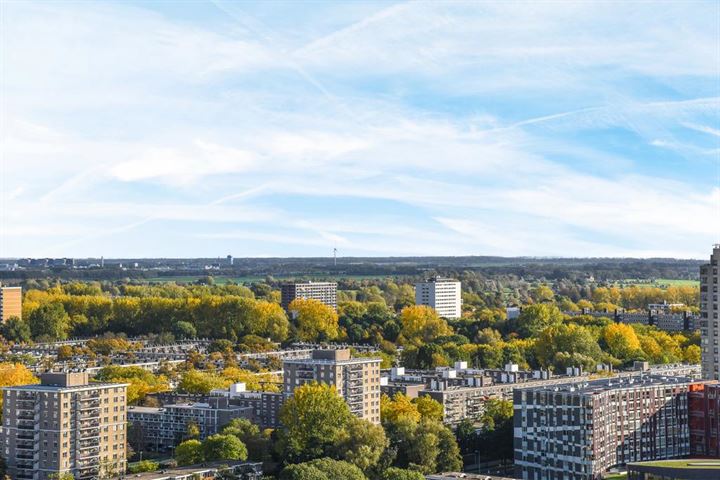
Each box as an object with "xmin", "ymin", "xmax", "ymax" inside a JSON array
[{"xmin": 333, "ymin": 247, "xmax": 337, "ymax": 266}]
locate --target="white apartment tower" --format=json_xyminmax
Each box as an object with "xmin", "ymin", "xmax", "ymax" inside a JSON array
[
  {"xmin": 415, "ymin": 277, "xmax": 462, "ymax": 319},
  {"xmin": 701, "ymin": 245, "xmax": 720, "ymax": 380}
]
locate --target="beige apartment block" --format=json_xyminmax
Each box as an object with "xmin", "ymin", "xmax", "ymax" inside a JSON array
[
  {"xmin": 283, "ymin": 349, "xmax": 382, "ymax": 424},
  {"xmin": 0, "ymin": 371, "xmax": 128, "ymax": 480},
  {"xmin": 701, "ymin": 245, "xmax": 720, "ymax": 380},
  {"xmin": 0, "ymin": 284, "xmax": 22, "ymax": 322}
]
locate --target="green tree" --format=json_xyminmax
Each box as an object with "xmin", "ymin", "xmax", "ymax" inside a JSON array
[
  {"xmin": 277, "ymin": 383, "xmax": 352, "ymax": 463},
  {"xmin": 1, "ymin": 316, "xmax": 31, "ymax": 343},
  {"xmin": 28, "ymin": 302, "xmax": 70, "ymax": 340},
  {"xmin": 333, "ymin": 417, "xmax": 387, "ymax": 473},
  {"xmin": 512, "ymin": 304, "xmax": 563, "ymax": 338},
  {"xmin": 128, "ymin": 460, "xmax": 159, "ymax": 473},
  {"xmin": 533, "ymin": 323, "xmax": 602, "ymax": 370},
  {"xmin": 175, "ymin": 439, "xmax": 204, "ymax": 466},
  {"xmin": 380, "ymin": 468, "xmax": 425, "ymax": 480},
  {"xmin": 202, "ymin": 434, "xmax": 248, "ymax": 462},
  {"xmin": 173, "ymin": 321, "xmax": 197, "ymax": 339},
  {"xmin": 178, "ymin": 369, "xmax": 230, "ymax": 394},
  {"xmin": 280, "ymin": 458, "xmax": 366, "ymax": 480}
]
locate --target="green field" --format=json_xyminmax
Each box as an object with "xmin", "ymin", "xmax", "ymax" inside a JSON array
[{"xmin": 613, "ymin": 278, "xmax": 699, "ymax": 288}]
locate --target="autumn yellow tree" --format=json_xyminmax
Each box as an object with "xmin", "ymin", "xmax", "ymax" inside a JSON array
[
  {"xmin": 399, "ymin": 306, "xmax": 452, "ymax": 346},
  {"xmin": 289, "ymin": 298, "xmax": 339, "ymax": 341},
  {"xmin": 602, "ymin": 323, "xmax": 641, "ymax": 360},
  {"xmin": 0, "ymin": 363, "xmax": 39, "ymax": 417}
]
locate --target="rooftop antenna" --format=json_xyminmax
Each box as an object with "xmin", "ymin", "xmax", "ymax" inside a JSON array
[{"xmin": 333, "ymin": 247, "xmax": 337, "ymax": 266}]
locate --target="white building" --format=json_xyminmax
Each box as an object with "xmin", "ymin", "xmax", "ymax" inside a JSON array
[{"xmin": 415, "ymin": 277, "xmax": 462, "ymax": 319}]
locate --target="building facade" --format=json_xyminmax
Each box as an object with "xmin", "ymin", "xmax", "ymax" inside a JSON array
[
  {"xmin": 701, "ymin": 245, "xmax": 720, "ymax": 380},
  {"xmin": 415, "ymin": 277, "xmax": 462, "ymax": 319},
  {"xmin": 0, "ymin": 283, "xmax": 22, "ymax": 322},
  {"xmin": 281, "ymin": 282, "xmax": 338, "ymax": 311},
  {"xmin": 514, "ymin": 376, "xmax": 699, "ymax": 480},
  {"xmin": 0, "ymin": 372, "xmax": 128, "ymax": 480},
  {"xmin": 283, "ymin": 349, "xmax": 382, "ymax": 424},
  {"xmin": 688, "ymin": 382, "xmax": 720, "ymax": 457},
  {"xmin": 127, "ymin": 397, "xmax": 253, "ymax": 452}
]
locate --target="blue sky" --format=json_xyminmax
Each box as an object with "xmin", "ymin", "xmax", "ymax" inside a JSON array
[{"xmin": 1, "ymin": 0, "xmax": 719, "ymax": 259}]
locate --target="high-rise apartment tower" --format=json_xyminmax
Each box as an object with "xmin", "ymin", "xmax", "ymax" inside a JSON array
[
  {"xmin": 701, "ymin": 245, "xmax": 720, "ymax": 380},
  {"xmin": 0, "ymin": 372, "xmax": 128, "ymax": 480},
  {"xmin": 0, "ymin": 283, "xmax": 22, "ymax": 322},
  {"xmin": 415, "ymin": 277, "xmax": 462, "ymax": 319},
  {"xmin": 283, "ymin": 349, "xmax": 381, "ymax": 424}
]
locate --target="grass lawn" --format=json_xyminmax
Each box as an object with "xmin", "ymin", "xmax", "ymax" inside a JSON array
[
  {"xmin": 613, "ymin": 278, "xmax": 699, "ymax": 288},
  {"xmin": 604, "ymin": 474, "xmax": 627, "ymax": 480}
]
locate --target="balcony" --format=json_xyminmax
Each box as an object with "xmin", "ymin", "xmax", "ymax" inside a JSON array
[
  {"xmin": 78, "ymin": 437, "xmax": 100, "ymax": 448},
  {"xmin": 79, "ymin": 427, "xmax": 100, "ymax": 437},
  {"xmin": 78, "ymin": 419, "xmax": 100, "ymax": 429},
  {"xmin": 78, "ymin": 399, "xmax": 101, "ymax": 409},
  {"xmin": 16, "ymin": 400, "xmax": 35, "ymax": 411},
  {"xmin": 17, "ymin": 420, "xmax": 36, "ymax": 430},
  {"xmin": 78, "ymin": 447, "xmax": 100, "ymax": 459}
]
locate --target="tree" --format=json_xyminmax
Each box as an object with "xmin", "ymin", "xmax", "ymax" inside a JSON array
[
  {"xmin": 333, "ymin": 417, "xmax": 387, "ymax": 473},
  {"xmin": 28, "ymin": 301, "xmax": 70, "ymax": 340},
  {"xmin": 173, "ymin": 321, "xmax": 197, "ymax": 339},
  {"xmin": 289, "ymin": 299, "xmax": 339, "ymax": 341},
  {"xmin": 94, "ymin": 366, "xmax": 169, "ymax": 404},
  {"xmin": 380, "ymin": 468, "xmax": 424, "ymax": 480},
  {"xmin": 0, "ymin": 363, "xmax": 38, "ymax": 418},
  {"xmin": 178, "ymin": 369, "xmax": 230, "ymax": 395},
  {"xmin": 413, "ymin": 395, "xmax": 444, "ymax": 422},
  {"xmin": 202, "ymin": 434, "xmax": 248, "ymax": 462},
  {"xmin": 221, "ymin": 418, "xmax": 270, "ymax": 461},
  {"xmin": 280, "ymin": 458, "xmax": 366, "ymax": 480},
  {"xmin": 511, "ymin": 304, "xmax": 562, "ymax": 338},
  {"xmin": 381, "ymin": 393, "xmax": 421, "ymax": 425},
  {"xmin": 277, "ymin": 383, "xmax": 352, "ymax": 463},
  {"xmin": 684, "ymin": 344, "xmax": 701, "ymax": 364},
  {"xmin": 128, "ymin": 460, "xmax": 159, "ymax": 474},
  {"xmin": 399, "ymin": 306, "xmax": 452, "ymax": 345},
  {"xmin": 1, "ymin": 316, "xmax": 31, "ymax": 343},
  {"xmin": 175, "ymin": 439, "xmax": 204, "ymax": 466},
  {"xmin": 602, "ymin": 323, "xmax": 641, "ymax": 361},
  {"xmin": 533, "ymin": 324, "xmax": 602, "ymax": 370}
]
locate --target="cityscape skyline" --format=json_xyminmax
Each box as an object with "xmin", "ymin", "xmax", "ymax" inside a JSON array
[{"xmin": 2, "ymin": 1, "xmax": 719, "ymax": 259}]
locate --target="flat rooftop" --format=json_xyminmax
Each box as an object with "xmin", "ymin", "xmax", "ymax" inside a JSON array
[
  {"xmin": 114, "ymin": 461, "xmax": 261, "ymax": 480},
  {"xmin": 522, "ymin": 375, "xmax": 697, "ymax": 395}
]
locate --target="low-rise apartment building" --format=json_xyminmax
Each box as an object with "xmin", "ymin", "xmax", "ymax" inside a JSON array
[
  {"xmin": 0, "ymin": 371, "xmax": 128, "ymax": 480},
  {"xmin": 514, "ymin": 376, "xmax": 701, "ymax": 480},
  {"xmin": 127, "ymin": 397, "xmax": 253, "ymax": 452}
]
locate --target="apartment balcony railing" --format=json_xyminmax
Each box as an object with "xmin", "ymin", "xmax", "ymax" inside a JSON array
[
  {"xmin": 17, "ymin": 421, "xmax": 36, "ymax": 430},
  {"xmin": 78, "ymin": 399, "xmax": 101, "ymax": 409},
  {"xmin": 78, "ymin": 447, "xmax": 101, "ymax": 458},
  {"xmin": 16, "ymin": 400, "xmax": 35, "ymax": 411},
  {"xmin": 78, "ymin": 437, "xmax": 100, "ymax": 448},
  {"xmin": 79, "ymin": 427, "xmax": 101, "ymax": 437},
  {"xmin": 78, "ymin": 419, "xmax": 101, "ymax": 429}
]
